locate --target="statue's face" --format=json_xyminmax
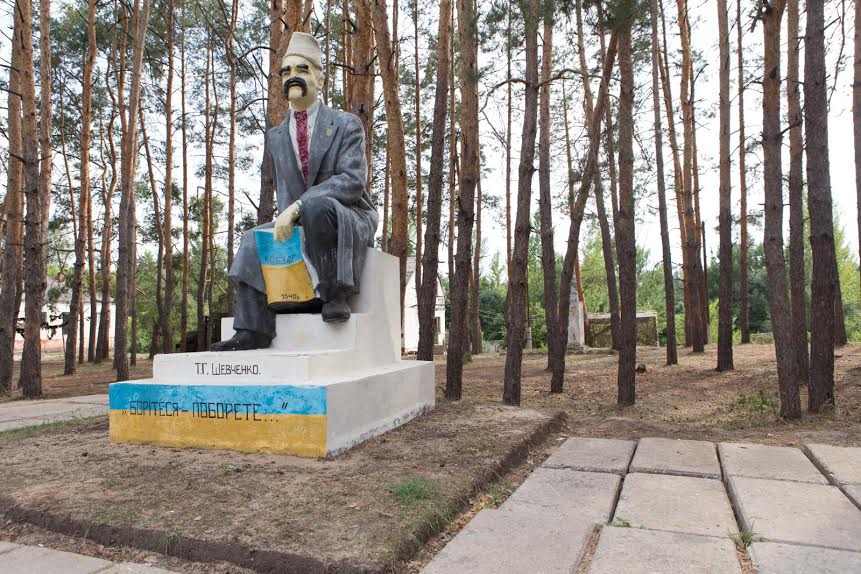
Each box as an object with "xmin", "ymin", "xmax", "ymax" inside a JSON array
[{"xmin": 280, "ymin": 54, "xmax": 322, "ymax": 111}]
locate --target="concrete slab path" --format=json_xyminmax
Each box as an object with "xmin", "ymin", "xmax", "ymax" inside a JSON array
[
  {"xmin": 0, "ymin": 394, "xmax": 107, "ymax": 432},
  {"xmin": 0, "ymin": 542, "xmax": 177, "ymax": 574},
  {"xmin": 422, "ymin": 437, "xmax": 861, "ymax": 573}
]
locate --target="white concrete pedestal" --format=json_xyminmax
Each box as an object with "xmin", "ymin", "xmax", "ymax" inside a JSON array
[{"xmin": 109, "ymin": 251, "xmax": 435, "ymax": 457}]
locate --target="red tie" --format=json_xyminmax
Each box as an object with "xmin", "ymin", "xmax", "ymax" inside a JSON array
[{"xmin": 295, "ymin": 110, "xmax": 309, "ymax": 183}]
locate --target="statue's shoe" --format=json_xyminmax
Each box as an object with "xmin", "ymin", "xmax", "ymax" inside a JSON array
[
  {"xmin": 322, "ymin": 298, "xmax": 351, "ymax": 323},
  {"xmin": 210, "ymin": 329, "xmax": 272, "ymax": 351}
]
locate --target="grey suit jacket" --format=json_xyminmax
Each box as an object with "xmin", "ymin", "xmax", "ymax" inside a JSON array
[{"xmin": 229, "ymin": 103, "xmax": 378, "ymax": 295}]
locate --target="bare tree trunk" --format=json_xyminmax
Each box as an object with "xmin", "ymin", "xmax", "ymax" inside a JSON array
[
  {"xmin": 471, "ymin": 174, "xmax": 482, "ymax": 355},
  {"xmin": 20, "ymin": 0, "xmax": 50, "ymax": 397},
  {"xmin": 538, "ymin": 10, "xmax": 560, "ymax": 385},
  {"xmin": 180, "ymin": 9, "xmax": 190, "ymax": 351},
  {"xmin": 370, "ymin": 0, "xmax": 410, "ymax": 328},
  {"xmin": 140, "ymin": 107, "xmax": 163, "ymax": 357},
  {"xmin": 383, "ymin": 151, "xmax": 390, "ymax": 250},
  {"xmin": 413, "ymin": 0, "xmax": 423, "ymax": 290},
  {"xmin": 416, "ymin": 0, "xmax": 451, "ymax": 361},
  {"xmin": 197, "ymin": 37, "xmax": 213, "ymax": 352},
  {"xmin": 577, "ymin": 1, "xmax": 620, "ymax": 353},
  {"xmin": 259, "ymin": 0, "xmax": 303, "ymax": 224},
  {"xmin": 0, "ymin": 11, "xmax": 23, "ymax": 393},
  {"xmin": 737, "ymin": 0, "xmax": 750, "ymax": 343},
  {"xmin": 552, "ymin": 32, "xmax": 618, "ymax": 393},
  {"xmin": 445, "ymin": 0, "xmax": 478, "ymax": 399},
  {"xmin": 659, "ymin": 0, "xmax": 689, "ymax": 345},
  {"xmin": 787, "ymin": 0, "xmax": 808, "ymax": 376},
  {"xmin": 805, "ymin": 0, "xmax": 836, "ymax": 411},
  {"xmin": 834, "ymin": 258, "xmax": 847, "ymax": 346},
  {"xmin": 505, "ymin": 0, "xmax": 512, "ymax": 271},
  {"xmin": 616, "ymin": 14, "xmax": 636, "ymax": 407},
  {"xmin": 115, "ymin": 0, "xmax": 152, "ymax": 381},
  {"xmin": 856, "ymin": 0, "xmax": 861, "ymax": 307},
  {"xmin": 342, "ymin": 0, "xmax": 352, "ymax": 107},
  {"xmin": 161, "ymin": 0, "xmax": 176, "ymax": 354},
  {"xmin": 650, "ymin": 0, "xmax": 677, "ymax": 366},
  {"xmin": 351, "ymin": 0, "xmax": 375, "ymax": 169},
  {"xmin": 324, "ymin": 0, "xmax": 332, "ymax": 104},
  {"xmin": 225, "ymin": 0, "xmax": 238, "ymax": 316},
  {"xmin": 675, "ymin": 0, "xmax": 705, "ymax": 352},
  {"xmin": 716, "ymin": 0, "xmax": 733, "ymax": 371},
  {"xmin": 448, "ymin": 8, "xmax": 456, "ymax": 285},
  {"xmin": 762, "ymin": 0, "xmax": 800, "ymax": 419},
  {"xmin": 502, "ymin": 0, "xmax": 539, "ymax": 406}
]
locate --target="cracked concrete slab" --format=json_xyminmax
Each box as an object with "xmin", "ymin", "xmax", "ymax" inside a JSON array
[
  {"xmin": 629, "ymin": 437, "xmax": 720, "ymax": 479},
  {"xmin": 749, "ymin": 542, "xmax": 861, "ymax": 574},
  {"xmin": 499, "ymin": 467, "xmax": 621, "ymax": 524},
  {"xmin": 588, "ymin": 527, "xmax": 742, "ymax": 574},
  {"xmin": 613, "ymin": 472, "xmax": 738, "ymax": 538},
  {"xmin": 727, "ymin": 476, "xmax": 861, "ymax": 552},
  {"xmin": 421, "ymin": 509, "xmax": 594, "ymax": 574},
  {"xmin": 542, "ymin": 437, "xmax": 636, "ymax": 474},
  {"xmin": 804, "ymin": 443, "xmax": 861, "ymax": 486},
  {"xmin": 719, "ymin": 443, "xmax": 827, "ymax": 484},
  {"xmin": 2, "ymin": 545, "xmax": 112, "ymax": 574}
]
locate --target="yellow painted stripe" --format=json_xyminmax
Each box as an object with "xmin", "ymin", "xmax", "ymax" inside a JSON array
[{"xmin": 109, "ymin": 410, "xmax": 327, "ymax": 457}]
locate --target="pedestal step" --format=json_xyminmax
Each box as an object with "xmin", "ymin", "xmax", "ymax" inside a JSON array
[
  {"xmin": 153, "ymin": 348, "xmax": 370, "ymax": 384},
  {"xmin": 109, "ymin": 360, "xmax": 435, "ymax": 457}
]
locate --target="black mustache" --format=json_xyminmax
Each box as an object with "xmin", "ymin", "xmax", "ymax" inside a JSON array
[{"xmin": 284, "ymin": 76, "xmax": 308, "ymax": 97}]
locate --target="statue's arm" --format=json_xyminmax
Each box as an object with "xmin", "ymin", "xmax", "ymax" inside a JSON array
[{"xmin": 300, "ymin": 114, "xmax": 367, "ymax": 205}]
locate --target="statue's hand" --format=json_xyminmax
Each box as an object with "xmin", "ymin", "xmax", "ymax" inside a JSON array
[{"xmin": 274, "ymin": 200, "xmax": 302, "ymax": 242}]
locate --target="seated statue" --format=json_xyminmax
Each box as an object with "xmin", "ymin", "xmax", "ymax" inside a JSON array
[{"xmin": 213, "ymin": 32, "xmax": 378, "ymax": 352}]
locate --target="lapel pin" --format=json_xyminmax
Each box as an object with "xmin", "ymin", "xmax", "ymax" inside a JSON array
[{"xmin": 326, "ymin": 127, "xmax": 334, "ymax": 137}]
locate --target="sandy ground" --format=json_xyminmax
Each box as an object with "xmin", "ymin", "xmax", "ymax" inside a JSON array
[{"xmin": 0, "ymin": 343, "xmax": 859, "ymax": 572}]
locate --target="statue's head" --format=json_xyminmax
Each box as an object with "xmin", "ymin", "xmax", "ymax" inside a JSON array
[{"xmin": 280, "ymin": 33, "xmax": 323, "ymax": 112}]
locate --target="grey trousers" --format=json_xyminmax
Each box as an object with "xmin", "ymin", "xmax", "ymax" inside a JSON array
[{"xmin": 232, "ymin": 197, "xmax": 341, "ymax": 338}]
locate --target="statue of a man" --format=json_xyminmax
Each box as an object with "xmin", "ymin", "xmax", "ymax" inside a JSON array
[{"xmin": 212, "ymin": 32, "xmax": 378, "ymax": 352}]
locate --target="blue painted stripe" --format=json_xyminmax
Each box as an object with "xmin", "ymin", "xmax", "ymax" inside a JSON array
[
  {"xmin": 255, "ymin": 227, "xmax": 304, "ymax": 267},
  {"xmin": 109, "ymin": 383, "xmax": 326, "ymax": 415}
]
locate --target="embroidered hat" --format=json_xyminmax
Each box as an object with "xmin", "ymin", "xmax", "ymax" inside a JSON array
[{"xmin": 284, "ymin": 32, "xmax": 323, "ymax": 71}]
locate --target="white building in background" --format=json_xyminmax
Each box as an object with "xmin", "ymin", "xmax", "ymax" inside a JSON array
[
  {"xmin": 402, "ymin": 259, "xmax": 446, "ymax": 354},
  {"xmin": 12, "ymin": 279, "xmax": 115, "ymax": 354}
]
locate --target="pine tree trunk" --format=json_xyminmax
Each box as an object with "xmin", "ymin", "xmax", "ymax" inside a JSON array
[
  {"xmin": 471, "ymin": 176, "xmax": 482, "ymax": 355},
  {"xmin": 834, "ymin": 256, "xmax": 847, "ymax": 346},
  {"xmin": 552, "ymin": 32, "xmax": 618, "ymax": 393},
  {"xmin": 197, "ymin": 38, "xmax": 213, "ymax": 352},
  {"xmin": 161, "ymin": 0, "xmax": 176, "ymax": 354},
  {"xmin": 650, "ymin": 0, "xmax": 677, "ymax": 366},
  {"xmin": 140, "ymin": 108, "xmax": 163, "ymax": 358},
  {"xmin": 737, "ymin": 0, "xmax": 750, "ymax": 343},
  {"xmin": 787, "ymin": 0, "xmax": 808, "ymax": 376},
  {"xmin": 616, "ymin": 16, "xmax": 636, "ymax": 407},
  {"xmin": 447, "ymin": 10, "xmax": 456, "ymax": 286},
  {"xmin": 675, "ymin": 0, "xmax": 705, "ymax": 352},
  {"xmin": 0, "ymin": 11, "xmax": 23, "ymax": 393},
  {"xmin": 351, "ymin": 0, "xmax": 375, "ymax": 169},
  {"xmin": 576, "ymin": 2, "xmax": 619, "ymax": 354},
  {"xmin": 856, "ymin": 0, "xmax": 861, "ymax": 307},
  {"xmin": 716, "ymin": 0, "xmax": 733, "ymax": 371},
  {"xmin": 115, "ymin": 0, "xmax": 152, "ymax": 381},
  {"xmin": 259, "ymin": 0, "xmax": 303, "ymax": 224},
  {"xmin": 20, "ymin": 0, "xmax": 48, "ymax": 397},
  {"xmin": 446, "ymin": 0, "xmax": 478, "ymax": 400},
  {"xmin": 805, "ymin": 0, "xmax": 836, "ymax": 411},
  {"xmin": 416, "ymin": 0, "xmax": 451, "ymax": 361},
  {"xmin": 180, "ymin": 11, "xmax": 190, "ymax": 352},
  {"xmin": 659, "ymin": 0, "xmax": 689, "ymax": 346},
  {"xmin": 505, "ymin": 0, "xmax": 512, "ymax": 271},
  {"xmin": 413, "ymin": 0, "xmax": 423, "ymax": 290},
  {"xmin": 762, "ymin": 0, "xmax": 800, "ymax": 419},
  {"xmin": 370, "ymin": 0, "xmax": 410, "ymax": 330},
  {"xmin": 538, "ymin": 11, "xmax": 560, "ymax": 385},
  {"xmin": 226, "ymin": 0, "xmax": 238, "ymax": 317},
  {"xmin": 503, "ymin": 0, "xmax": 539, "ymax": 406}
]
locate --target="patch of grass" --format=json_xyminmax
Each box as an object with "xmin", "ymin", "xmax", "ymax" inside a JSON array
[
  {"xmin": 729, "ymin": 522, "xmax": 759, "ymax": 550},
  {"xmin": 482, "ymin": 483, "xmax": 512, "ymax": 509},
  {"xmin": 0, "ymin": 415, "xmax": 107, "ymax": 443},
  {"xmin": 609, "ymin": 517, "xmax": 631, "ymax": 528},
  {"xmin": 100, "ymin": 477, "xmax": 121, "ymax": 489},
  {"xmin": 391, "ymin": 477, "xmax": 438, "ymax": 508},
  {"xmin": 160, "ymin": 528, "xmax": 181, "ymax": 554},
  {"xmin": 737, "ymin": 385, "xmax": 778, "ymax": 415},
  {"xmin": 218, "ymin": 463, "xmax": 231, "ymax": 477}
]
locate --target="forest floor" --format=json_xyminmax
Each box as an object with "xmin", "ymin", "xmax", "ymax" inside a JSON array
[{"xmin": 0, "ymin": 344, "xmax": 859, "ymax": 573}]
